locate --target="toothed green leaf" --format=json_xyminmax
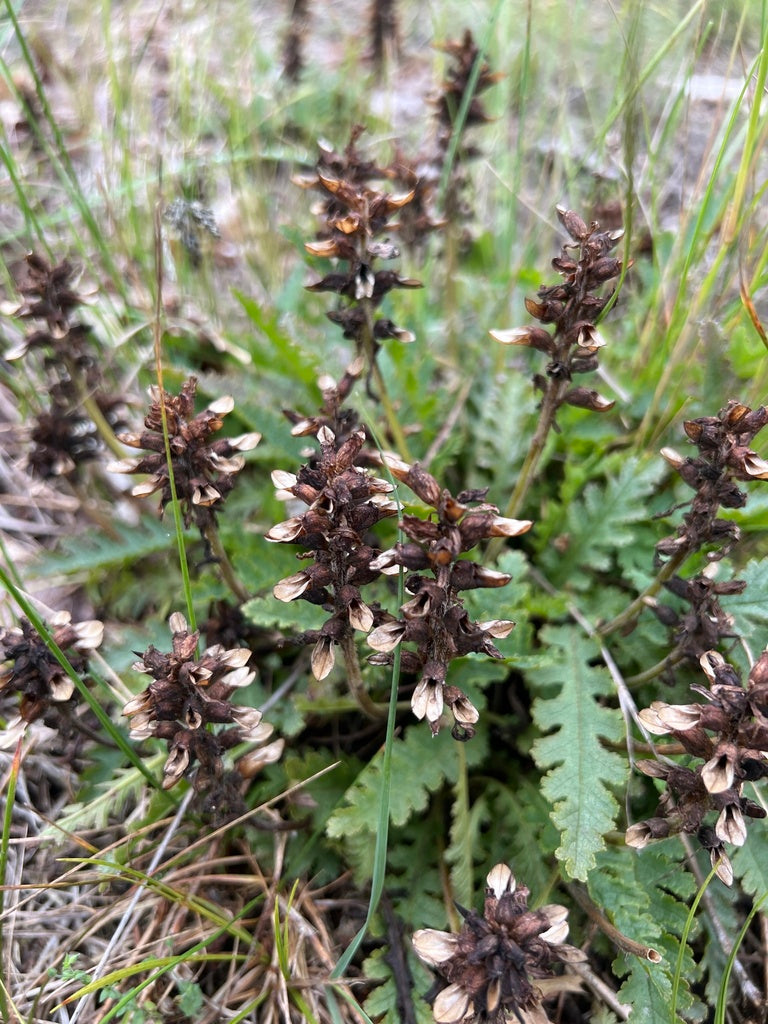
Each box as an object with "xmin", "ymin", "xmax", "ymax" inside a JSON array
[{"xmin": 530, "ymin": 626, "xmax": 628, "ymax": 880}]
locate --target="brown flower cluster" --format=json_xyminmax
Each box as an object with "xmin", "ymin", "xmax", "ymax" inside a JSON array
[
  {"xmin": 3, "ymin": 253, "xmax": 126, "ymax": 478},
  {"xmin": 296, "ymin": 126, "xmax": 421, "ymax": 370},
  {"xmin": 123, "ymin": 613, "xmax": 282, "ymax": 797},
  {"xmin": 658, "ymin": 401, "xmax": 768, "ymax": 562},
  {"xmin": 392, "ymin": 28, "xmax": 501, "ymax": 247},
  {"xmin": 627, "ymin": 649, "xmax": 768, "ymax": 885},
  {"xmin": 368, "ymin": 457, "xmax": 531, "ymax": 737},
  {"xmin": 413, "ymin": 863, "xmax": 584, "ymax": 1024},
  {"xmin": 0, "ymin": 611, "xmax": 103, "ymax": 730},
  {"xmin": 267, "ymin": 420, "xmax": 398, "ymax": 680},
  {"xmin": 491, "ymin": 206, "xmax": 623, "ymax": 419},
  {"xmin": 651, "ymin": 402, "xmax": 768, "ymax": 664},
  {"xmin": 109, "ymin": 376, "xmax": 259, "ymax": 535}
]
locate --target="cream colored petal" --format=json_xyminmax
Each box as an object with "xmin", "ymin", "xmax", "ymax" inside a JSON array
[
  {"xmin": 701, "ymin": 753, "xmax": 735, "ymax": 793},
  {"xmin": 539, "ymin": 919, "xmax": 569, "ymax": 945},
  {"xmin": 162, "ymin": 746, "xmax": 190, "ymax": 788},
  {"xmin": 488, "ymin": 517, "xmax": 533, "ymax": 537},
  {"xmin": 230, "ymin": 432, "xmax": 261, "ymax": 451},
  {"xmin": 656, "ymin": 703, "xmax": 701, "ymax": 731},
  {"xmin": 625, "ymin": 823, "xmax": 652, "ymax": 849},
  {"xmin": 368, "ymin": 621, "xmax": 406, "ymax": 652},
  {"xmin": 716, "ymin": 805, "xmax": 747, "ymax": 847},
  {"xmin": 208, "ymin": 395, "xmax": 235, "ymax": 416},
  {"xmin": 221, "ymin": 667, "xmax": 255, "ymax": 688},
  {"xmin": 348, "ymin": 599, "xmax": 374, "ymax": 633},
  {"xmin": 311, "ymin": 637, "xmax": 335, "ymax": 680},
  {"xmin": 637, "ymin": 703, "xmax": 671, "ymax": 735},
  {"xmin": 433, "ymin": 983, "xmax": 471, "ymax": 1024},
  {"xmin": 486, "ymin": 863, "xmax": 515, "ymax": 898},
  {"xmin": 489, "ymin": 327, "xmax": 534, "ymax": 345},
  {"xmin": 237, "ymin": 738, "xmax": 285, "ymax": 777},
  {"xmin": 73, "ymin": 620, "xmax": 104, "ymax": 649},
  {"xmin": 412, "ymin": 928, "xmax": 458, "ymax": 966},
  {"xmin": 50, "ymin": 676, "xmax": 75, "ymax": 701},
  {"xmin": 230, "ymin": 706, "xmax": 263, "ymax": 732},
  {"xmin": 169, "ymin": 611, "xmax": 188, "ymax": 634},
  {"xmin": 132, "ymin": 477, "xmax": 163, "ymax": 498},
  {"xmin": 478, "ymin": 619, "xmax": 516, "ymax": 638},
  {"xmin": 273, "ymin": 573, "xmax": 311, "ymax": 602},
  {"xmin": 271, "ymin": 469, "xmax": 297, "ymax": 490},
  {"xmin": 265, "ymin": 517, "xmax": 305, "ymax": 542},
  {"xmin": 219, "ymin": 647, "xmax": 252, "ymax": 668}
]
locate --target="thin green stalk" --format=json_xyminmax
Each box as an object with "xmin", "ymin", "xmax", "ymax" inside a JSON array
[
  {"xmin": 714, "ymin": 890, "xmax": 768, "ymax": 1024},
  {"xmin": 360, "ymin": 299, "xmax": 412, "ymax": 461},
  {"xmin": 331, "ymin": 427, "xmax": 405, "ymax": 980},
  {"xmin": 671, "ymin": 860, "xmax": 719, "ymax": 1024},
  {"xmin": 330, "ymin": 638, "xmax": 401, "ymax": 981},
  {"xmin": 488, "ymin": 376, "xmax": 569, "ymax": 558},
  {"xmin": 597, "ymin": 0, "xmax": 708, "ymax": 145},
  {"xmin": 0, "ymin": 736, "xmax": 21, "ymax": 1023},
  {"xmin": 597, "ymin": 546, "xmax": 689, "ymax": 638},
  {"xmin": 436, "ymin": 0, "xmax": 505, "ymax": 209},
  {"xmin": 0, "ymin": 119, "xmax": 49, "ymax": 251},
  {"xmin": 636, "ymin": 53, "xmax": 760, "ymax": 444},
  {"xmin": 152, "ymin": 181, "xmax": 196, "ymax": 632}
]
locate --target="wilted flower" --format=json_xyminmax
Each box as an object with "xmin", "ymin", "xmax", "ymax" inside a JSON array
[
  {"xmin": 297, "ymin": 126, "xmax": 421, "ymax": 377},
  {"xmin": 656, "ymin": 401, "xmax": 768, "ymax": 564},
  {"xmin": 627, "ymin": 649, "xmax": 768, "ymax": 883},
  {"xmin": 267, "ymin": 418, "xmax": 397, "ymax": 681},
  {"xmin": 3, "ymin": 253, "xmax": 128, "ymax": 479},
  {"xmin": 392, "ymin": 29, "xmax": 501, "ymax": 249},
  {"xmin": 123, "ymin": 613, "xmax": 278, "ymax": 806},
  {"xmin": 413, "ymin": 863, "xmax": 584, "ymax": 1024},
  {"xmin": 369, "ymin": 456, "xmax": 530, "ymax": 737},
  {"xmin": 0, "ymin": 611, "xmax": 103, "ymax": 726},
  {"xmin": 491, "ymin": 205, "xmax": 623, "ymax": 424},
  {"xmin": 108, "ymin": 376, "xmax": 259, "ymax": 535}
]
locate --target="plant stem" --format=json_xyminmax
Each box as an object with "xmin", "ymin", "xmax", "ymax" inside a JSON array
[
  {"xmin": 361, "ymin": 299, "xmax": 413, "ymax": 462},
  {"xmin": 568, "ymin": 883, "xmax": 661, "ymax": 962},
  {"xmin": 340, "ymin": 633, "xmax": 387, "ymax": 720},
  {"xmin": 488, "ymin": 377, "xmax": 568, "ymax": 560},
  {"xmin": 625, "ymin": 650, "xmax": 685, "ymax": 688},
  {"xmin": 597, "ymin": 546, "xmax": 689, "ymax": 638},
  {"xmin": 203, "ymin": 525, "xmax": 249, "ymax": 603}
]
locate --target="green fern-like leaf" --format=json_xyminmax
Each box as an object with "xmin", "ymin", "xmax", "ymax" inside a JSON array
[
  {"xmin": 719, "ymin": 558, "xmax": 768, "ymax": 641},
  {"xmin": 537, "ymin": 456, "xmax": 664, "ymax": 593},
  {"xmin": 362, "ymin": 947, "xmax": 435, "ymax": 1024},
  {"xmin": 44, "ymin": 759, "xmax": 163, "ymax": 837},
  {"xmin": 529, "ymin": 626, "xmax": 628, "ymax": 880},
  {"xmin": 732, "ymin": 819, "xmax": 768, "ymax": 896},
  {"xmin": 589, "ymin": 842, "xmax": 704, "ymax": 1023},
  {"xmin": 326, "ymin": 724, "xmax": 488, "ymax": 840},
  {"xmin": 35, "ymin": 517, "xmax": 188, "ymax": 575}
]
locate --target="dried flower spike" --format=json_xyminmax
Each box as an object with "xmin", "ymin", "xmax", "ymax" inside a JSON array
[
  {"xmin": 369, "ymin": 455, "xmax": 530, "ymax": 737},
  {"xmin": 298, "ymin": 126, "xmax": 421, "ymax": 378},
  {"xmin": 491, "ymin": 205, "xmax": 623, "ymax": 423},
  {"xmin": 627, "ymin": 648, "xmax": 768, "ymax": 884},
  {"xmin": 109, "ymin": 376, "xmax": 259, "ymax": 535},
  {"xmin": 267, "ymin": 415, "xmax": 397, "ymax": 681},
  {"xmin": 0, "ymin": 611, "xmax": 103, "ymax": 728},
  {"xmin": 123, "ymin": 613, "xmax": 280, "ymax": 801},
  {"xmin": 413, "ymin": 863, "xmax": 584, "ymax": 1024}
]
